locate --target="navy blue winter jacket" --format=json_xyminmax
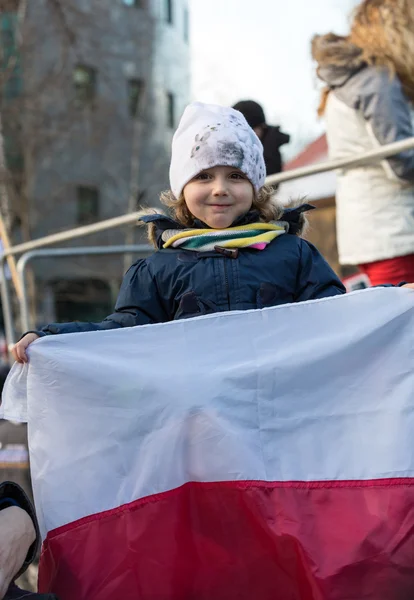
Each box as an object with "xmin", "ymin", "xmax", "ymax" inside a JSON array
[{"xmin": 37, "ymin": 208, "xmax": 345, "ymax": 336}]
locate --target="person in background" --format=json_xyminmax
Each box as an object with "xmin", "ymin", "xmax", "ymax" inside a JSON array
[
  {"xmin": 312, "ymin": 0, "xmax": 414, "ymax": 285},
  {"xmin": 0, "ymin": 481, "xmax": 58, "ymax": 599},
  {"xmin": 0, "ymin": 366, "xmax": 54, "ymax": 599},
  {"xmin": 0, "ymin": 365, "xmax": 32, "ymax": 500},
  {"xmin": 232, "ymin": 100, "xmax": 290, "ymax": 184}
]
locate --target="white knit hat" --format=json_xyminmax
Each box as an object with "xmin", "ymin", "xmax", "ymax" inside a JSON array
[{"xmin": 169, "ymin": 102, "xmax": 266, "ymax": 199}]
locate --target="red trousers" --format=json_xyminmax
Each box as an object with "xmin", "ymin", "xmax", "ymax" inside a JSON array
[{"xmin": 359, "ymin": 254, "xmax": 414, "ymax": 286}]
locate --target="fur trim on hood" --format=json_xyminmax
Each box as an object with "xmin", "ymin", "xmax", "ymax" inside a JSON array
[
  {"xmin": 311, "ymin": 34, "xmax": 366, "ymax": 88},
  {"xmin": 313, "ymin": 1, "xmax": 414, "ymax": 107}
]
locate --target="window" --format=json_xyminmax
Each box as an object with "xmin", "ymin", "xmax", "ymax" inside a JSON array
[
  {"xmin": 166, "ymin": 92, "xmax": 175, "ymax": 128},
  {"xmin": 4, "ymin": 133, "xmax": 23, "ymax": 171},
  {"xmin": 0, "ymin": 13, "xmax": 17, "ymax": 63},
  {"xmin": 128, "ymin": 78, "xmax": 144, "ymax": 117},
  {"xmin": 122, "ymin": 0, "xmax": 144, "ymax": 6},
  {"xmin": 4, "ymin": 73, "xmax": 21, "ymax": 100},
  {"xmin": 0, "ymin": 12, "xmax": 22, "ymax": 101},
  {"xmin": 77, "ymin": 186, "xmax": 100, "ymax": 224},
  {"xmin": 183, "ymin": 7, "xmax": 189, "ymax": 43},
  {"xmin": 73, "ymin": 65, "xmax": 97, "ymax": 107},
  {"xmin": 166, "ymin": 0, "xmax": 173, "ymax": 24},
  {"xmin": 3, "ymin": 121, "xmax": 23, "ymax": 171}
]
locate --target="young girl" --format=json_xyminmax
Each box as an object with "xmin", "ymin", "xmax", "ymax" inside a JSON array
[{"xmin": 11, "ymin": 102, "xmax": 413, "ymax": 364}]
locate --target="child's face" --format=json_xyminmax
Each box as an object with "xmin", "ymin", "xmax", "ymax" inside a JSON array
[{"xmin": 183, "ymin": 166, "xmax": 254, "ymax": 229}]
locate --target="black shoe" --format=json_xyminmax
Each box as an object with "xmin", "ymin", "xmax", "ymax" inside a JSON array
[{"xmin": 3, "ymin": 583, "xmax": 59, "ymax": 600}]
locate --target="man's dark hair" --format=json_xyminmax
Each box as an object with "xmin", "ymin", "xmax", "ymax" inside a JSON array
[{"xmin": 233, "ymin": 100, "xmax": 266, "ymax": 129}]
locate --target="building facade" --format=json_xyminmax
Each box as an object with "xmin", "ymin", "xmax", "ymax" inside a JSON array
[{"xmin": 0, "ymin": 0, "xmax": 191, "ymax": 328}]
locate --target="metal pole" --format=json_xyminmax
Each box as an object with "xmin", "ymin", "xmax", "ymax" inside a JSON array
[
  {"xmin": 4, "ymin": 211, "xmax": 145, "ymax": 257},
  {"xmin": 16, "ymin": 245, "xmax": 152, "ymax": 333},
  {"xmin": 18, "ymin": 254, "xmax": 30, "ymax": 336},
  {"xmin": 265, "ymin": 136, "xmax": 414, "ymax": 187},
  {"xmin": 0, "ymin": 256, "xmax": 16, "ymax": 350}
]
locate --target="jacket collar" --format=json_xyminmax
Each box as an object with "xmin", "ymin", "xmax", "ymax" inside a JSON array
[
  {"xmin": 139, "ymin": 205, "xmax": 314, "ymax": 249},
  {"xmin": 317, "ymin": 64, "xmax": 367, "ymax": 89}
]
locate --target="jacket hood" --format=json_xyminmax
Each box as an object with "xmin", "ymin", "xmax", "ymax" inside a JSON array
[
  {"xmin": 312, "ymin": 33, "xmax": 366, "ymax": 88},
  {"xmin": 262, "ymin": 125, "xmax": 290, "ymax": 149},
  {"xmin": 139, "ymin": 204, "xmax": 314, "ymax": 250}
]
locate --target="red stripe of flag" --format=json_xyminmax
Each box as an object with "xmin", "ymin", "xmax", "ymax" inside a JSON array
[{"xmin": 39, "ymin": 479, "xmax": 414, "ymax": 600}]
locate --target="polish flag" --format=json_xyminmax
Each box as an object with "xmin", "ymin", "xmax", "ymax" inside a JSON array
[{"xmin": 2, "ymin": 287, "xmax": 414, "ymax": 600}]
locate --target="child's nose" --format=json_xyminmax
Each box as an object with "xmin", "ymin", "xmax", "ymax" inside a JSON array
[{"xmin": 212, "ymin": 178, "xmax": 229, "ymax": 195}]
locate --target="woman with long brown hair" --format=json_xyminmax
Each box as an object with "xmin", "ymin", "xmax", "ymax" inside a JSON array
[{"xmin": 312, "ymin": 0, "xmax": 414, "ymax": 285}]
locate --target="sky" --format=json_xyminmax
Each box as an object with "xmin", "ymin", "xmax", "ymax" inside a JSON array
[{"xmin": 190, "ymin": 0, "xmax": 359, "ymax": 159}]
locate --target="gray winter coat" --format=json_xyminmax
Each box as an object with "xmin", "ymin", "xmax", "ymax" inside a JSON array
[{"xmin": 320, "ymin": 64, "xmax": 414, "ymax": 265}]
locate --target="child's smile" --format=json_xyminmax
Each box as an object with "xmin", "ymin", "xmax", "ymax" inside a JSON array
[{"xmin": 183, "ymin": 165, "xmax": 254, "ymax": 229}]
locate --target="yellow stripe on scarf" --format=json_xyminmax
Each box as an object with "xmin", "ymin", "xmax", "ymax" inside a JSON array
[
  {"xmin": 219, "ymin": 230, "xmax": 282, "ymax": 248},
  {"xmin": 163, "ymin": 222, "xmax": 285, "ymax": 249}
]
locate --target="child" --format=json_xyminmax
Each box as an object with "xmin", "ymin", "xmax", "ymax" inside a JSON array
[{"xmin": 11, "ymin": 102, "xmax": 413, "ymax": 364}]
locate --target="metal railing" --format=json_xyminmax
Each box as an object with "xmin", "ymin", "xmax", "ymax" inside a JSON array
[
  {"xmin": 2, "ymin": 210, "xmax": 145, "ymax": 257},
  {"xmin": 0, "ymin": 245, "xmax": 152, "ymax": 349},
  {"xmin": 265, "ymin": 136, "xmax": 414, "ymax": 187},
  {"xmin": 17, "ymin": 245, "xmax": 153, "ymax": 334},
  {"xmin": 1, "ymin": 135, "xmax": 414, "ymax": 353}
]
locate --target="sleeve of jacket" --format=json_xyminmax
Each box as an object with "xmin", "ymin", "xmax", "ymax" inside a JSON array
[
  {"xmin": 38, "ymin": 258, "xmax": 170, "ymax": 336},
  {"xmin": 357, "ymin": 68, "xmax": 414, "ymax": 181},
  {"xmin": 295, "ymin": 240, "xmax": 346, "ymax": 302},
  {"xmin": 0, "ymin": 481, "xmax": 40, "ymax": 579}
]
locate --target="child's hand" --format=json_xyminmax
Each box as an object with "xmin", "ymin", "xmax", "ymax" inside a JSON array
[
  {"xmin": 11, "ymin": 333, "xmax": 40, "ymax": 364},
  {"xmin": 402, "ymin": 283, "xmax": 414, "ymax": 289}
]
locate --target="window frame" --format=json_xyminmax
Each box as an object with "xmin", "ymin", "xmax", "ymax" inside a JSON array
[
  {"xmin": 76, "ymin": 185, "xmax": 100, "ymax": 225},
  {"xmin": 121, "ymin": 0, "xmax": 145, "ymax": 8},
  {"xmin": 166, "ymin": 91, "xmax": 175, "ymax": 129},
  {"xmin": 127, "ymin": 78, "xmax": 144, "ymax": 118},
  {"xmin": 166, "ymin": 0, "xmax": 173, "ymax": 24},
  {"xmin": 73, "ymin": 64, "xmax": 97, "ymax": 108},
  {"xmin": 0, "ymin": 12, "xmax": 23, "ymax": 101},
  {"xmin": 183, "ymin": 6, "xmax": 189, "ymax": 43}
]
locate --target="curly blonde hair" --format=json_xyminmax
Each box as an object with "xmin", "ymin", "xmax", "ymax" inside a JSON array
[
  {"xmin": 141, "ymin": 185, "xmax": 284, "ymax": 248},
  {"xmin": 349, "ymin": 0, "xmax": 414, "ymax": 103},
  {"xmin": 312, "ymin": 0, "xmax": 414, "ymax": 115}
]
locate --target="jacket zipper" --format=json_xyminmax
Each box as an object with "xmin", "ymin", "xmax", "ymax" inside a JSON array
[
  {"xmin": 214, "ymin": 246, "xmax": 237, "ymax": 311},
  {"xmin": 223, "ymin": 259, "xmax": 231, "ymax": 310}
]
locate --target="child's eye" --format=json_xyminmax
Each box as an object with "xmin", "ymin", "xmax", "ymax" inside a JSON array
[
  {"xmin": 229, "ymin": 172, "xmax": 245, "ymax": 180},
  {"xmin": 194, "ymin": 172, "xmax": 211, "ymax": 180}
]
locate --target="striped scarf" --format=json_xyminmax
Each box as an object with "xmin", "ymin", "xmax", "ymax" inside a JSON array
[{"xmin": 162, "ymin": 222, "xmax": 287, "ymax": 251}]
